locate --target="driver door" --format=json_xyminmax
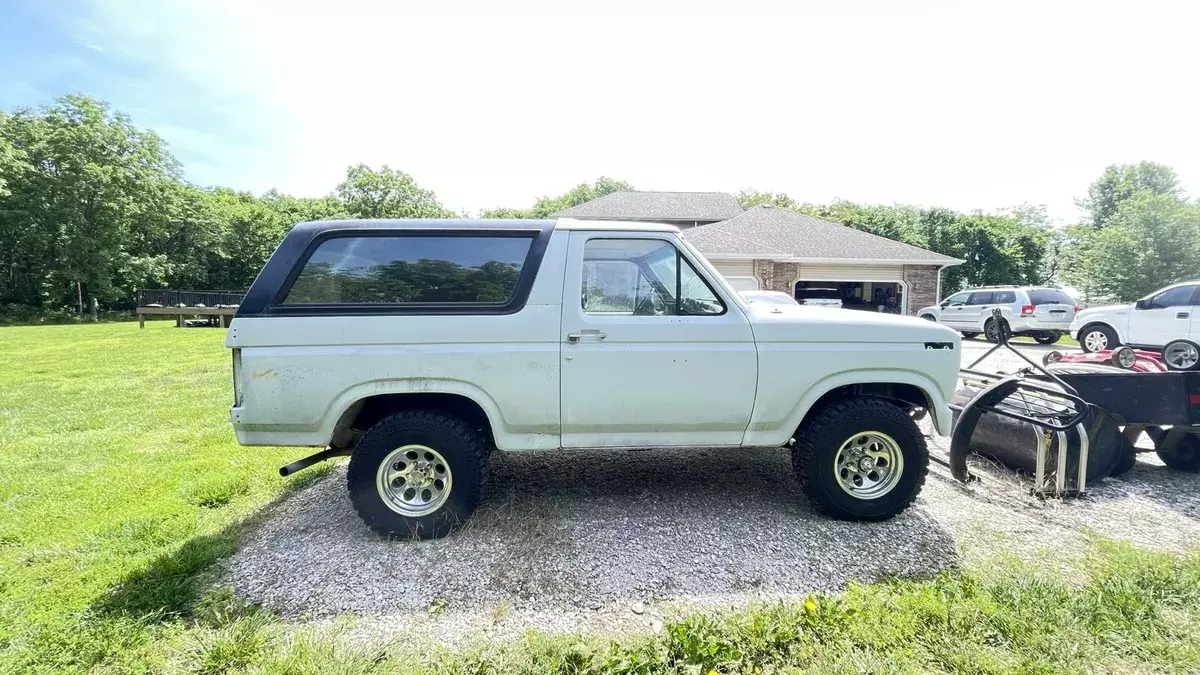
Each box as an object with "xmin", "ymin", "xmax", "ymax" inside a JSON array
[
  {"xmin": 559, "ymin": 232, "xmax": 758, "ymax": 448},
  {"xmin": 1128, "ymin": 284, "xmax": 1199, "ymax": 346}
]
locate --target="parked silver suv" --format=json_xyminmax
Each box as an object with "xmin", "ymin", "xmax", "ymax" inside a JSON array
[{"xmin": 918, "ymin": 286, "xmax": 1077, "ymax": 343}]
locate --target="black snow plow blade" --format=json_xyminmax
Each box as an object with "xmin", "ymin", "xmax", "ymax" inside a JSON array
[{"xmin": 941, "ymin": 308, "xmax": 1104, "ymax": 496}]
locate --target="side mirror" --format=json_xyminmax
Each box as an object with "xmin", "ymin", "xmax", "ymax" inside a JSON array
[{"xmin": 1134, "ymin": 299, "xmax": 1150, "ymax": 310}]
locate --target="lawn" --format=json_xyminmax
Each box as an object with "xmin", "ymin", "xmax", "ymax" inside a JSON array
[{"xmin": 1, "ymin": 322, "xmax": 1198, "ymax": 673}]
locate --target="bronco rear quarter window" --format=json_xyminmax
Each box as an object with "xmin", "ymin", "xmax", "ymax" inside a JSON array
[{"xmin": 281, "ymin": 234, "xmax": 535, "ymax": 307}]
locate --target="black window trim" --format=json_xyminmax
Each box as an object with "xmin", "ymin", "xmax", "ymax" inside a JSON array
[
  {"xmin": 580, "ymin": 236, "xmax": 727, "ymax": 317},
  {"xmin": 1149, "ymin": 284, "xmax": 1200, "ymax": 310},
  {"xmin": 237, "ymin": 223, "xmax": 554, "ymax": 317}
]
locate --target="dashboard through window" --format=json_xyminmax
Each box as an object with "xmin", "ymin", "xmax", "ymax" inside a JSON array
[{"xmin": 581, "ymin": 239, "xmax": 724, "ymax": 316}]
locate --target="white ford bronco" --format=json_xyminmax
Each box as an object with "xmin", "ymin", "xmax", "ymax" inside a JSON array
[{"xmin": 227, "ymin": 219, "xmax": 960, "ymax": 538}]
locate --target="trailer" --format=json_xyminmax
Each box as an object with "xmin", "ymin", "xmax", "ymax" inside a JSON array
[{"xmin": 940, "ymin": 309, "xmax": 1200, "ymax": 496}]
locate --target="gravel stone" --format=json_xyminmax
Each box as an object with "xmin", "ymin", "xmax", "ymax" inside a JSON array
[{"xmin": 226, "ymin": 340, "xmax": 1200, "ymax": 644}]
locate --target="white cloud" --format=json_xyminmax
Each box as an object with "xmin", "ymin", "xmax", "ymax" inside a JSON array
[{"xmin": 80, "ymin": 0, "xmax": 1200, "ymax": 221}]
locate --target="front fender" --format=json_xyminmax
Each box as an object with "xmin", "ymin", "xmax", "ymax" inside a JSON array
[{"xmin": 743, "ymin": 369, "xmax": 952, "ymax": 447}]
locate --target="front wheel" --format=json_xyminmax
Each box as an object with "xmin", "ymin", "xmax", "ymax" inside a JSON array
[
  {"xmin": 791, "ymin": 397, "xmax": 928, "ymax": 520},
  {"xmin": 347, "ymin": 410, "xmax": 488, "ymax": 538},
  {"xmin": 1033, "ymin": 332, "xmax": 1061, "ymax": 345},
  {"xmin": 1079, "ymin": 324, "xmax": 1118, "ymax": 353}
]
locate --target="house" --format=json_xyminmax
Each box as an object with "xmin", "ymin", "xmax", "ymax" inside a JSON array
[
  {"xmin": 553, "ymin": 191, "xmax": 744, "ymax": 230},
  {"xmin": 554, "ymin": 191, "xmax": 962, "ymax": 315}
]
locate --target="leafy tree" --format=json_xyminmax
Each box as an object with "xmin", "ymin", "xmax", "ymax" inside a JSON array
[
  {"xmin": 335, "ymin": 164, "xmax": 451, "ymax": 219},
  {"xmin": 1063, "ymin": 193, "xmax": 1200, "ymax": 302},
  {"xmin": 481, "ymin": 177, "xmax": 633, "ymax": 218},
  {"xmin": 736, "ymin": 189, "xmax": 796, "ymax": 209},
  {"xmin": 0, "ymin": 95, "xmax": 180, "ymax": 309},
  {"xmin": 1078, "ymin": 162, "xmax": 1183, "ymax": 229}
]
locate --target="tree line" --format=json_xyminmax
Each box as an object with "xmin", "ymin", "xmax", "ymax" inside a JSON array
[{"xmin": 2, "ymin": 94, "xmax": 1197, "ymax": 318}]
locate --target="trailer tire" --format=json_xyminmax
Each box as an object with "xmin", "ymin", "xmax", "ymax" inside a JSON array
[
  {"xmin": 792, "ymin": 397, "xmax": 927, "ymax": 521},
  {"xmin": 1156, "ymin": 435, "xmax": 1200, "ymax": 472},
  {"xmin": 347, "ymin": 410, "xmax": 488, "ymax": 538},
  {"xmin": 962, "ymin": 332, "xmax": 980, "ymax": 339},
  {"xmin": 1033, "ymin": 332, "xmax": 1061, "ymax": 345}
]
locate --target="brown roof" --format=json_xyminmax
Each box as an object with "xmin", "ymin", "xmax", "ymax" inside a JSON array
[
  {"xmin": 684, "ymin": 205, "xmax": 962, "ymax": 264},
  {"xmin": 554, "ymin": 191, "xmax": 744, "ymax": 221}
]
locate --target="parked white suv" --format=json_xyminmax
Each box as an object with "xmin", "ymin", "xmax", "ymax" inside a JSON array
[
  {"xmin": 1071, "ymin": 281, "xmax": 1200, "ymax": 369},
  {"xmin": 227, "ymin": 219, "xmax": 960, "ymax": 538},
  {"xmin": 918, "ymin": 286, "xmax": 1077, "ymax": 344}
]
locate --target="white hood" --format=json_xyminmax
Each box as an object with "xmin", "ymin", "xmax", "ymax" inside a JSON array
[{"xmin": 745, "ymin": 304, "xmax": 961, "ymax": 344}]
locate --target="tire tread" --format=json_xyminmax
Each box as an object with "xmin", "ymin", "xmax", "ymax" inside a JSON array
[{"xmin": 792, "ymin": 396, "xmax": 928, "ymax": 521}]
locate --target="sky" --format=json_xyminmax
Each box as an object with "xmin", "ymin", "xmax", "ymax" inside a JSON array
[{"xmin": 2, "ymin": 0, "xmax": 1198, "ymax": 223}]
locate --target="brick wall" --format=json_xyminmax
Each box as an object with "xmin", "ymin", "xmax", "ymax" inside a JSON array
[
  {"xmin": 757, "ymin": 261, "xmax": 798, "ymax": 293},
  {"xmin": 902, "ymin": 265, "xmax": 941, "ymax": 316}
]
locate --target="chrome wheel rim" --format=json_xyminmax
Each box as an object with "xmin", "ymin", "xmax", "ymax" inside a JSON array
[
  {"xmin": 376, "ymin": 445, "xmax": 452, "ymax": 516},
  {"xmin": 833, "ymin": 432, "xmax": 904, "ymax": 499},
  {"xmin": 1164, "ymin": 342, "xmax": 1199, "ymax": 370},
  {"xmin": 1083, "ymin": 330, "xmax": 1108, "ymax": 352}
]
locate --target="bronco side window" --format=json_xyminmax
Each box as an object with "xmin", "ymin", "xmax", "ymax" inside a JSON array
[
  {"xmin": 282, "ymin": 235, "xmax": 533, "ymax": 305},
  {"xmin": 581, "ymin": 239, "xmax": 724, "ymax": 316}
]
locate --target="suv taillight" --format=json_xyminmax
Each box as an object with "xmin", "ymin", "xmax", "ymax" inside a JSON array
[
  {"xmin": 1020, "ymin": 304, "xmax": 1035, "ymax": 316},
  {"xmin": 1074, "ymin": 304, "xmax": 1080, "ymax": 312}
]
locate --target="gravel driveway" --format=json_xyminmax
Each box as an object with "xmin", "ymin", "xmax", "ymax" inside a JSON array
[{"xmin": 227, "ymin": 338, "xmax": 1200, "ymax": 644}]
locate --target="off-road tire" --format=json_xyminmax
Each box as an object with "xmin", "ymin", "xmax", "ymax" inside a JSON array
[
  {"xmin": 984, "ymin": 318, "xmax": 1010, "ymax": 343},
  {"xmin": 347, "ymin": 410, "xmax": 488, "ymax": 538},
  {"xmin": 1034, "ymin": 332, "xmax": 1061, "ymax": 345},
  {"xmin": 1156, "ymin": 435, "xmax": 1200, "ymax": 472},
  {"xmin": 962, "ymin": 332, "xmax": 980, "ymax": 340},
  {"xmin": 791, "ymin": 397, "xmax": 928, "ymax": 521},
  {"xmin": 1079, "ymin": 324, "xmax": 1119, "ymax": 353}
]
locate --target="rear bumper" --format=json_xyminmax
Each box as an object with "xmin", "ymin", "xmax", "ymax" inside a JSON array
[{"xmin": 1010, "ymin": 317, "xmax": 1071, "ymax": 332}]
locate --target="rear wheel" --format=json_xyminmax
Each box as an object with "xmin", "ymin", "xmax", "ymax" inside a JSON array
[
  {"xmin": 1162, "ymin": 339, "xmax": 1200, "ymax": 371},
  {"xmin": 1033, "ymin": 332, "xmax": 1061, "ymax": 345},
  {"xmin": 1156, "ymin": 434, "xmax": 1200, "ymax": 472},
  {"xmin": 792, "ymin": 397, "xmax": 927, "ymax": 521},
  {"xmin": 1080, "ymin": 324, "xmax": 1118, "ymax": 353},
  {"xmin": 984, "ymin": 318, "xmax": 1009, "ymax": 343},
  {"xmin": 347, "ymin": 410, "xmax": 488, "ymax": 538}
]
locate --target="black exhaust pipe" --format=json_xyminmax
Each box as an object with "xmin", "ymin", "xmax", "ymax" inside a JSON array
[{"xmin": 279, "ymin": 447, "xmax": 350, "ymax": 477}]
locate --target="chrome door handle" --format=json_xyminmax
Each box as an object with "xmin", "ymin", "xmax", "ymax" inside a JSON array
[{"xmin": 566, "ymin": 329, "xmax": 606, "ymax": 343}]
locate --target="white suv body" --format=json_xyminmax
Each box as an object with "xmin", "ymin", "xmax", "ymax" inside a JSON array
[
  {"xmin": 1070, "ymin": 281, "xmax": 1200, "ymax": 353},
  {"xmin": 918, "ymin": 286, "xmax": 1077, "ymax": 343},
  {"xmin": 227, "ymin": 218, "xmax": 960, "ymax": 536}
]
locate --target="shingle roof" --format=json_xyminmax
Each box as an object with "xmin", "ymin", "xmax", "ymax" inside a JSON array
[
  {"xmin": 684, "ymin": 205, "xmax": 962, "ymax": 264},
  {"xmin": 554, "ymin": 191, "xmax": 744, "ymax": 221}
]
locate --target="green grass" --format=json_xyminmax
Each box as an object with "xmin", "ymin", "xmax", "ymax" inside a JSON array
[{"xmin": 1, "ymin": 322, "xmax": 1197, "ymax": 673}]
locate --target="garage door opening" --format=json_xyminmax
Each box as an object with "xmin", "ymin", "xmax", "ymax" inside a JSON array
[{"xmin": 794, "ymin": 280, "xmax": 906, "ymax": 314}]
